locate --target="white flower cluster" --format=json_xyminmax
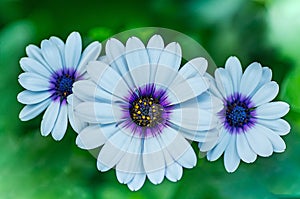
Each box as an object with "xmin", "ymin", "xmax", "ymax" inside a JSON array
[{"xmin": 17, "ymin": 31, "xmax": 290, "ymax": 191}]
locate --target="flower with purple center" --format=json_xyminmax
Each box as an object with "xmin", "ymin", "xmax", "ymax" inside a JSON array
[
  {"xmin": 17, "ymin": 32, "xmax": 102, "ymax": 140},
  {"xmin": 201, "ymin": 56, "xmax": 291, "ymax": 172},
  {"xmin": 73, "ymin": 35, "xmax": 219, "ymax": 191}
]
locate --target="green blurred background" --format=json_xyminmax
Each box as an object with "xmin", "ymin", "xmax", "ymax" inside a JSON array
[{"xmin": 1, "ymin": 0, "xmax": 300, "ymax": 198}]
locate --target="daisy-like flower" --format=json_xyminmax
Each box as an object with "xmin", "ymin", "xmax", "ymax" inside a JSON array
[
  {"xmin": 74, "ymin": 35, "xmax": 220, "ymax": 190},
  {"xmin": 203, "ymin": 56, "xmax": 290, "ymax": 172},
  {"xmin": 17, "ymin": 32, "xmax": 102, "ymax": 140}
]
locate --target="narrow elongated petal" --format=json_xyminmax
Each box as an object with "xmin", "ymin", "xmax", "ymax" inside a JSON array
[
  {"xmin": 255, "ymin": 102, "xmax": 290, "ymax": 119},
  {"xmin": 65, "ymin": 32, "xmax": 82, "ymax": 68},
  {"xmin": 52, "ymin": 104, "xmax": 68, "ymax": 141},
  {"xmin": 19, "ymin": 99, "xmax": 51, "ymax": 121},
  {"xmin": 40, "ymin": 101, "xmax": 60, "ymax": 136},
  {"xmin": 17, "ymin": 90, "xmax": 51, "ymax": 105},
  {"xmin": 225, "ymin": 56, "xmax": 242, "ymax": 92},
  {"xmin": 239, "ymin": 62, "xmax": 262, "ymax": 96}
]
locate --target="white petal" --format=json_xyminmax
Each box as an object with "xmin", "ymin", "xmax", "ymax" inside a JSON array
[
  {"xmin": 75, "ymin": 101, "xmax": 122, "ymax": 124},
  {"xmin": 197, "ymin": 128, "xmax": 219, "ymax": 152},
  {"xmin": 224, "ymin": 134, "xmax": 240, "ymax": 172},
  {"xmin": 239, "ymin": 62, "xmax": 262, "ymax": 96},
  {"xmin": 251, "ymin": 81, "xmax": 279, "ymax": 107},
  {"xmin": 154, "ymin": 64, "xmax": 179, "ymax": 87},
  {"xmin": 236, "ymin": 133, "xmax": 257, "ymax": 163},
  {"xmin": 19, "ymin": 57, "xmax": 52, "ymax": 78},
  {"xmin": 257, "ymin": 118, "xmax": 290, "ymax": 136},
  {"xmin": 77, "ymin": 41, "xmax": 102, "ymax": 75},
  {"xmin": 86, "ymin": 61, "xmax": 129, "ymax": 100},
  {"xmin": 255, "ymin": 102, "xmax": 290, "ymax": 119},
  {"xmin": 205, "ymin": 73, "xmax": 223, "ymax": 99},
  {"xmin": 41, "ymin": 39, "xmax": 63, "ymax": 71},
  {"xmin": 64, "ymin": 32, "xmax": 82, "ymax": 68},
  {"xmin": 52, "ymin": 104, "xmax": 68, "ymax": 141},
  {"xmin": 125, "ymin": 37, "xmax": 150, "ymax": 86},
  {"xmin": 40, "ymin": 101, "xmax": 60, "ymax": 136},
  {"xmin": 165, "ymin": 162, "xmax": 183, "ymax": 182},
  {"xmin": 207, "ymin": 128, "xmax": 230, "ymax": 161},
  {"xmin": 179, "ymin": 57, "xmax": 208, "ymax": 78},
  {"xmin": 143, "ymin": 136, "xmax": 165, "ymax": 184},
  {"xmin": 18, "ymin": 72, "xmax": 50, "ymax": 91},
  {"xmin": 225, "ymin": 56, "xmax": 242, "ymax": 92},
  {"xmin": 25, "ymin": 44, "xmax": 52, "ymax": 72},
  {"xmin": 49, "ymin": 36, "xmax": 65, "ymax": 67},
  {"xmin": 245, "ymin": 125, "xmax": 273, "ymax": 157},
  {"xmin": 116, "ymin": 170, "xmax": 135, "ymax": 185},
  {"xmin": 215, "ymin": 68, "xmax": 234, "ymax": 98},
  {"xmin": 19, "ymin": 98, "xmax": 51, "ymax": 121},
  {"xmin": 17, "ymin": 90, "xmax": 51, "ymax": 104},
  {"xmin": 72, "ymin": 80, "xmax": 112, "ymax": 103},
  {"xmin": 127, "ymin": 174, "xmax": 146, "ymax": 191},
  {"xmin": 157, "ymin": 42, "xmax": 182, "ymax": 71}
]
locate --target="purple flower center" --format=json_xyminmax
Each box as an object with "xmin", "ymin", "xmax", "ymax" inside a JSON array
[
  {"xmin": 222, "ymin": 93, "xmax": 256, "ymax": 134},
  {"xmin": 122, "ymin": 84, "xmax": 172, "ymax": 137},
  {"xmin": 130, "ymin": 96, "xmax": 163, "ymax": 127},
  {"xmin": 50, "ymin": 68, "xmax": 78, "ymax": 103}
]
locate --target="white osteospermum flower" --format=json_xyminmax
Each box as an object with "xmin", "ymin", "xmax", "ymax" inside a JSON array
[
  {"xmin": 74, "ymin": 35, "xmax": 220, "ymax": 190},
  {"xmin": 203, "ymin": 56, "xmax": 290, "ymax": 172},
  {"xmin": 17, "ymin": 32, "xmax": 102, "ymax": 140}
]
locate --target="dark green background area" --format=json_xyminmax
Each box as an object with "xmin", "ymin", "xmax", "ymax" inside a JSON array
[{"xmin": 1, "ymin": 0, "xmax": 300, "ymax": 198}]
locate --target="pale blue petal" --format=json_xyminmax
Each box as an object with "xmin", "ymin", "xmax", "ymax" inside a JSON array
[
  {"xmin": 255, "ymin": 101, "xmax": 290, "ymax": 119},
  {"xmin": 64, "ymin": 32, "xmax": 82, "ymax": 69},
  {"xmin": 258, "ymin": 124, "xmax": 286, "ymax": 153},
  {"xmin": 125, "ymin": 37, "xmax": 150, "ymax": 86},
  {"xmin": 165, "ymin": 162, "xmax": 183, "ymax": 182},
  {"xmin": 18, "ymin": 72, "xmax": 50, "ymax": 91},
  {"xmin": 40, "ymin": 101, "xmax": 60, "ymax": 136},
  {"xmin": 19, "ymin": 57, "xmax": 52, "ymax": 78},
  {"xmin": 76, "ymin": 125, "xmax": 107, "ymax": 150},
  {"xmin": 147, "ymin": 35, "xmax": 164, "ymax": 83},
  {"xmin": 75, "ymin": 102, "xmax": 122, "ymax": 124},
  {"xmin": 179, "ymin": 57, "xmax": 208, "ymax": 78},
  {"xmin": 143, "ymin": 137, "xmax": 165, "ymax": 184},
  {"xmin": 41, "ymin": 40, "xmax": 63, "ymax": 71},
  {"xmin": 257, "ymin": 118, "xmax": 290, "ymax": 136},
  {"xmin": 67, "ymin": 94, "xmax": 87, "ymax": 133},
  {"xmin": 170, "ymin": 106, "xmax": 216, "ymax": 131},
  {"xmin": 224, "ymin": 134, "xmax": 240, "ymax": 172},
  {"xmin": 157, "ymin": 42, "xmax": 182, "ymax": 71},
  {"xmin": 49, "ymin": 36, "xmax": 65, "ymax": 67},
  {"xmin": 236, "ymin": 133, "xmax": 257, "ymax": 163},
  {"xmin": 215, "ymin": 68, "xmax": 234, "ymax": 98},
  {"xmin": 86, "ymin": 61, "xmax": 130, "ymax": 100},
  {"xmin": 25, "ymin": 44, "xmax": 52, "ymax": 71},
  {"xmin": 52, "ymin": 104, "xmax": 68, "ymax": 141},
  {"xmin": 97, "ymin": 130, "xmax": 132, "ymax": 171},
  {"xmin": 168, "ymin": 75, "xmax": 209, "ymax": 104},
  {"xmin": 251, "ymin": 81, "xmax": 279, "ymax": 107},
  {"xmin": 127, "ymin": 174, "xmax": 146, "ymax": 191},
  {"xmin": 245, "ymin": 124, "xmax": 273, "ymax": 157},
  {"xmin": 17, "ymin": 90, "xmax": 51, "ymax": 104},
  {"xmin": 224, "ymin": 56, "xmax": 242, "ymax": 92},
  {"xmin": 255, "ymin": 67, "xmax": 272, "ymax": 92},
  {"xmin": 19, "ymin": 98, "xmax": 51, "ymax": 121},
  {"xmin": 207, "ymin": 128, "xmax": 230, "ymax": 161},
  {"xmin": 239, "ymin": 62, "xmax": 262, "ymax": 96},
  {"xmin": 77, "ymin": 41, "xmax": 101, "ymax": 75},
  {"xmin": 72, "ymin": 80, "xmax": 112, "ymax": 103}
]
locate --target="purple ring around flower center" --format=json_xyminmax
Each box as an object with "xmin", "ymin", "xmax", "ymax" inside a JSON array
[
  {"xmin": 120, "ymin": 83, "xmax": 172, "ymax": 138},
  {"xmin": 49, "ymin": 68, "xmax": 79, "ymax": 104},
  {"xmin": 219, "ymin": 93, "xmax": 256, "ymax": 134}
]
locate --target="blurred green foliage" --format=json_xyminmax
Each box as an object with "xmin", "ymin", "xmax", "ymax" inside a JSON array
[{"xmin": 0, "ymin": 0, "xmax": 300, "ymax": 198}]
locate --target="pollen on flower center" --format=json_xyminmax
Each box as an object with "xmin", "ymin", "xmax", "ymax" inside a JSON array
[
  {"xmin": 130, "ymin": 97, "xmax": 164, "ymax": 127},
  {"xmin": 50, "ymin": 68, "xmax": 77, "ymax": 102}
]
